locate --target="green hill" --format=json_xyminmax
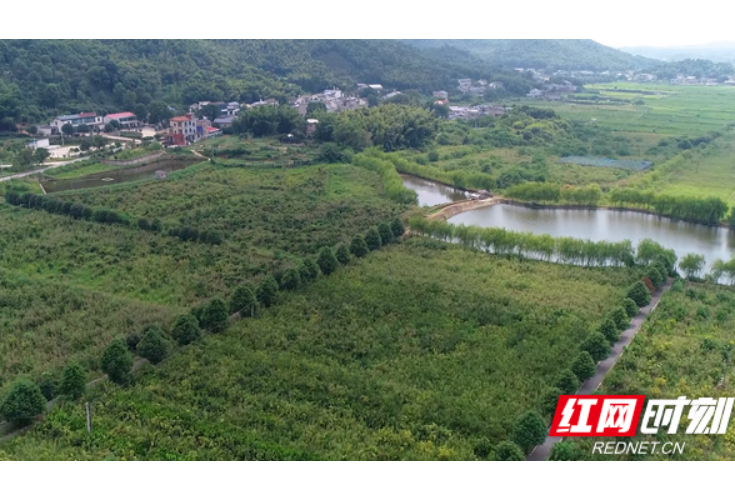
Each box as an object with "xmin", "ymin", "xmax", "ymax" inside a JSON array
[
  {"xmin": 0, "ymin": 39, "xmax": 486, "ymax": 128},
  {"xmin": 401, "ymin": 39, "xmax": 657, "ymax": 71}
]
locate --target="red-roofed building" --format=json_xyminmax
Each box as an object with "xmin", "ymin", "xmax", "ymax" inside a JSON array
[
  {"xmin": 207, "ymin": 126, "xmax": 222, "ymax": 138},
  {"xmin": 104, "ymin": 112, "xmax": 139, "ymax": 129}
]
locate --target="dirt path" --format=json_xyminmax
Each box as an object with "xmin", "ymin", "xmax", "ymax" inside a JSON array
[
  {"xmin": 526, "ymin": 279, "xmax": 672, "ymax": 461},
  {"xmin": 0, "ymin": 157, "xmax": 87, "ymax": 183},
  {"xmin": 427, "ymin": 196, "xmax": 504, "ymax": 221}
]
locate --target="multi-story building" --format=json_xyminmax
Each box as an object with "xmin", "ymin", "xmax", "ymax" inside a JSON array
[
  {"xmin": 167, "ymin": 113, "xmax": 197, "ymax": 146},
  {"xmin": 104, "ymin": 112, "xmax": 139, "ymax": 129},
  {"xmin": 51, "ymin": 112, "xmax": 103, "ymax": 131}
]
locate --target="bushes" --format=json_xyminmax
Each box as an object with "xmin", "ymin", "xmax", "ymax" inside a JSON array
[
  {"xmin": 512, "ymin": 410, "xmax": 547, "ymax": 454},
  {"xmin": 494, "ymin": 441, "xmax": 525, "ymax": 461},
  {"xmin": 377, "ymin": 223, "xmax": 394, "ymax": 245},
  {"xmin": 201, "ymin": 298, "xmax": 229, "ymax": 333},
  {"xmin": 101, "ymin": 339, "xmax": 133, "ymax": 386},
  {"xmin": 582, "ymin": 332, "xmax": 610, "ymax": 362},
  {"xmin": 570, "ymin": 352, "xmax": 596, "ymax": 381},
  {"xmin": 365, "ymin": 227, "xmax": 382, "ymax": 251},
  {"xmin": 556, "ymin": 369, "xmax": 580, "ymax": 395},
  {"xmin": 230, "ymin": 284, "xmax": 257, "ymax": 315},
  {"xmin": 390, "ymin": 218, "xmax": 405, "ymax": 238},
  {"xmin": 256, "ymin": 276, "xmax": 279, "ymax": 308},
  {"xmin": 279, "ymin": 268, "xmax": 302, "ymax": 291},
  {"xmin": 350, "ymin": 235, "xmax": 369, "ymax": 257},
  {"xmin": 171, "ymin": 314, "xmax": 201, "ymax": 346},
  {"xmin": 335, "ymin": 244, "xmax": 351, "ymax": 265},
  {"xmin": 627, "ymin": 281, "xmax": 652, "ymax": 307},
  {"xmin": 0, "ymin": 380, "xmax": 46, "ymax": 426},
  {"xmin": 610, "ymin": 306, "xmax": 630, "ymax": 331},
  {"xmin": 623, "ymin": 297, "xmax": 639, "ymax": 318},
  {"xmin": 352, "ymin": 152, "xmax": 417, "ymax": 204},
  {"xmin": 169, "ymin": 226, "xmax": 223, "ymax": 245},
  {"xmin": 59, "ymin": 363, "xmax": 87, "ymax": 399},
  {"xmin": 6, "ymin": 191, "xmax": 131, "ymax": 226},
  {"xmin": 599, "ymin": 317, "xmax": 620, "ymax": 344},
  {"xmin": 300, "ymin": 259, "xmax": 320, "ymax": 283},
  {"xmin": 137, "ymin": 326, "xmax": 169, "ymax": 364},
  {"xmin": 317, "ymin": 247, "xmax": 339, "ymax": 276}
]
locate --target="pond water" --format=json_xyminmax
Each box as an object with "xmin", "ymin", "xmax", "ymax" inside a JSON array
[
  {"xmin": 449, "ymin": 203, "xmax": 735, "ymax": 270},
  {"xmin": 400, "ymin": 174, "xmax": 471, "ymax": 206},
  {"xmin": 43, "ymin": 159, "xmax": 197, "ymax": 193}
]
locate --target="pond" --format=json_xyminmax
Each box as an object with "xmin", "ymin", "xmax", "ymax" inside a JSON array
[
  {"xmin": 448, "ymin": 203, "xmax": 735, "ymax": 271},
  {"xmin": 42, "ymin": 159, "xmax": 197, "ymax": 193},
  {"xmin": 400, "ymin": 174, "xmax": 471, "ymax": 206}
]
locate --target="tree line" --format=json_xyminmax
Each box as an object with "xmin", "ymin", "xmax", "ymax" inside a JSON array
[
  {"xmin": 505, "ymin": 182, "xmax": 603, "ymax": 206},
  {"xmin": 352, "ymin": 151, "xmax": 418, "ymax": 205},
  {"xmin": 0, "ymin": 216, "xmax": 407, "ymax": 430},
  {"xmin": 408, "ymin": 216, "xmax": 678, "ymax": 269},
  {"xmin": 609, "ymin": 188, "xmax": 729, "ymax": 226},
  {"xmin": 5, "ymin": 191, "xmax": 223, "ymax": 245}
]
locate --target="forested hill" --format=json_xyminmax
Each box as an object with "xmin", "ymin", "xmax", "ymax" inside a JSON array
[
  {"xmin": 0, "ymin": 39, "xmax": 488, "ymax": 128},
  {"xmin": 401, "ymin": 39, "xmax": 657, "ymax": 71}
]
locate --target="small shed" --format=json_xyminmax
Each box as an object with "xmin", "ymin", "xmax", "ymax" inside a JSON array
[
  {"xmin": 155, "ymin": 170, "xmax": 167, "ymax": 180},
  {"xmin": 477, "ymin": 190, "xmax": 492, "ymax": 199}
]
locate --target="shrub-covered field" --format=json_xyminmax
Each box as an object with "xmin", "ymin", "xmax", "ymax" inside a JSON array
[
  {"xmin": 0, "ymin": 240, "xmax": 638, "ymax": 460},
  {"xmin": 555, "ymin": 281, "xmax": 735, "ymax": 461},
  {"xmin": 0, "ymin": 268, "xmax": 177, "ymax": 400},
  {"xmin": 0, "ymin": 162, "xmax": 401, "ymax": 306}
]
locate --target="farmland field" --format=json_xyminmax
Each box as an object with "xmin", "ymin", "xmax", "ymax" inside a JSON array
[
  {"xmin": 565, "ymin": 281, "xmax": 735, "ymax": 461},
  {"xmin": 0, "ymin": 240, "xmax": 637, "ymax": 460}
]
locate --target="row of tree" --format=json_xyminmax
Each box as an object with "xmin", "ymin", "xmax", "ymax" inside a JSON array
[
  {"xmin": 493, "ymin": 277, "xmax": 657, "ymax": 460},
  {"xmin": 409, "ymin": 217, "xmax": 679, "ymax": 269},
  {"xmin": 0, "ymin": 217, "xmax": 407, "ymax": 429},
  {"xmin": 5, "ymin": 191, "xmax": 224, "ymax": 246},
  {"xmin": 352, "ymin": 151, "xmax": 418, "ymax": 205},
  {"xmin": 609, "ymin": 188, "xmax": 729, "ymax": 226},
  {"xmin": 505, "ymin": 182, "xmax": 604, "ymax": 206},
  {"xmin": 5, "ymin": 191, "xmax": 131, "ymax": 225}
]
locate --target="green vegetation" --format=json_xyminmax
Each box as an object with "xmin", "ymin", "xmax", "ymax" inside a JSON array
[
  {"xmin": 0, "ymin": 380, "xmax": 45, "ymax": 426},
  {"xmin": 571, "ymin": 282, "xmax": 735, "ymax": 460},
  {"xmin": 0, "ymin": 241, "xmax": 639, "ymax": 459},
  {"xmin": 101, "ymin": 339, "xmax": 133, "ymax": 386},
  {"xmin": 403, "ymin": 39, "xmax": 655, "ymax": 71},
  {"xmin": 59, "ymin": 363, "xmax": 87, "ymax": 400}
]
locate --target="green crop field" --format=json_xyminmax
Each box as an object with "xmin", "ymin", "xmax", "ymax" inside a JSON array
[
  {"xmin": 0, "ymin": 240, "xmax": 637, "ymax": 460},
  {"xmin": 566, "ymin": 281, "xmax": 735, "ymax": 461},
  {"xmin": 520, "ymin": 84, "xmax": 735, "ymax": 138}
]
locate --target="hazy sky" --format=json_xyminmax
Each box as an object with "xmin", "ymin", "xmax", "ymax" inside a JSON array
[{"xmin": 595, "ymin": 39, "xmax": 735, "ymax": 47}]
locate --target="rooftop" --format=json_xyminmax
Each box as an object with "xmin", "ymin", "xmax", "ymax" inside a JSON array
[{"xmin": 106, "ymin": 112, "xmax": 135, "ymax": 119}]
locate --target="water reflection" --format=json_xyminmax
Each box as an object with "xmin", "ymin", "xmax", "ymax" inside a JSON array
[
  {"xmin": 400, "ymin": 174, "xmax": 470, "ymax": 206},
  {"xmin": 449, "ymin": 203, "xmax": 735, "ymax": 270}
]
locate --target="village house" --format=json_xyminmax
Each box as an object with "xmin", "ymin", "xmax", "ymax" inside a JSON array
[
  {"xmin": 104, "ymin": 112, "xmax": 139, "ymax": 129},
  {"xmin": 167, "ymin": 113, "xmax": 197, "ymax": 146},
  {"xmin": 457, "ymin": 79, "xmax": 472, "ymax": 92},
  {"xmin": 306, "ymin": 118, "xmax": 319, "ymax": 136},
  {"xmin": 251, "ymin": 98, "xmax": 279, "ymax": 107},
  {"xmin": 433, "ymin": 90, "xmax": 449, "ymax": 99},
  {"xmin": 51, "ymin": 112, "xmax": 103, "ymax": 132},
  {"xmin": 527, "ymin": 89, "xmax": 544, "ymax": 98}
]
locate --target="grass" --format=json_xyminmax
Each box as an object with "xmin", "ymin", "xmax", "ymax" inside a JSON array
[
  {"xmin": 0, "ymin": 239, "xmax": 637, "ymax": 460},
  {"xmin": 518, "ymin": 84, "xmax": 735, "ymax": 138}
]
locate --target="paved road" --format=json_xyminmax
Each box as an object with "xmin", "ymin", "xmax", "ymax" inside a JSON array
[
  {"xmin": 527, "ymin": 280, "xmax": 672, "ymax": 461},
  {"xmin": 0, "ymin": 157, "xmax": 87, "ymax": 183}
]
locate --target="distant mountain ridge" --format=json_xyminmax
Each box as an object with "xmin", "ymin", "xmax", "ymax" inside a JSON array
[
  {"xmin": 620, "ymin": 42, "xmax": 735, "ymax": 63},
  {"xmin": 400, "ymin": 39, "xmax": 657, "ymax": 71}
]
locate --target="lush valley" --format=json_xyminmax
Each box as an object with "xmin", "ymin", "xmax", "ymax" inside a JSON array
[{"xmin": 3, "ymin": 39, "xmax": 735, "ymax": 462}]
